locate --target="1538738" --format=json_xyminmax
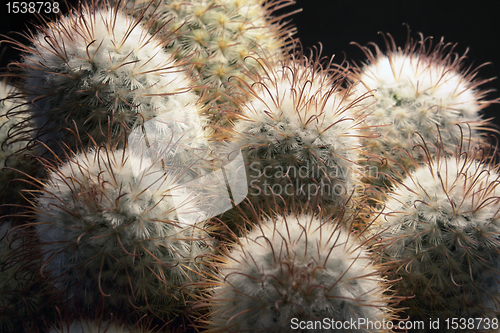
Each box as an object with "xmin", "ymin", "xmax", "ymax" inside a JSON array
[{"xmin": 6, "ymin": 2, "xmax": 59, "ymax": 14}]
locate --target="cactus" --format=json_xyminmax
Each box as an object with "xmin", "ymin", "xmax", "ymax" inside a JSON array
[
  {"xmin": 200, "ymin": 211, "xmax": 390, "ymax": 332},
  {"xmin": 33, "ymin": 145, "xmax": 214, "ymax": 321},
  {"xmin": 229, "ymin": 53, "xmax": 367, "ymax": 213},
  {"xmin": 374, "ymin": 141, "xmax": 500, "ymax": 328},
  {"xmin": 353, "ymin": 33, "xmax": 493, "ymax": 195},
  {"xmin": 9, "ymin": 1, "xmax": 200, "ymax": 156},
  {"xmin": 116, "ymin": 0, "xmax": 297, "ymax": 127}
]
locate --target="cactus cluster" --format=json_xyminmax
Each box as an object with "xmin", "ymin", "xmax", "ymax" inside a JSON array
[
  {"xmin": 374, "ymin": 142, "xmax": 500, "ymax": 328},
  {"xmin": 2, "ymin": 0, "xmax": 500, "ymax": 331}
]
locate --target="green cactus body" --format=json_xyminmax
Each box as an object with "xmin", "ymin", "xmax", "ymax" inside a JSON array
[
  {"xmin": 119, "ymin": 0, "xmax": 295, "ymax": 127},
  {"xmin": 375, "ymin": 147, "xmax": 500, "ymax": 328},
  {"xmin": 204, "ymin": 213, "xmax": 389, "ymax": 332},
  {"xmin": 15, "ymin": 2, "xmax": 199, "ymax": 156},
  {"xmin": 34, "ymin": 146, "xmax": 214, "ymax": 319},
  {"xmin": 354, "ymin": 35, "xmax": 491, "ymax": 195},
  {"xmin": 230, "ymin": 55, "xmax": 365, "ymax": 211}
]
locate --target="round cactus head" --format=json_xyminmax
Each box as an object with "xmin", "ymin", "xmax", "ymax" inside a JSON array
[
  {"xmin": 353, "ymin": 32, "xmax": 495, "ymax": 194},
  {"xmin": 374, "ymin": 139, "xmax": 500, "ymax": 326},
  {"xmin": 32, "ymin": 144, "xmax": 215, "ymax": 320},
  {"xmin": 229, "ymin": 51, "xmax": 368, "ymax": 213},
  {"xmin": 198, "ymin": 209, "xmax": 391, "ymax": 332},
  {"xmin": 10, "ymin": 0, "xmax": 199, "ymax": 156},
  {"xmin": 116, "ymin": 0, "xmax": 298, "ymax": 126}
]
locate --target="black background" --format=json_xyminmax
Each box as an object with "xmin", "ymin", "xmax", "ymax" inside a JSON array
[{"xmin": 2, "ymin": 0, "xmax": 499, "ymax": 130}]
